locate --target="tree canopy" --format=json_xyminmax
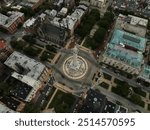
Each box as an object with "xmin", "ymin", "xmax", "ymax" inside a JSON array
[{"xmin": 23, "ymin": 102, "xmax": 40, "ymax": 113}]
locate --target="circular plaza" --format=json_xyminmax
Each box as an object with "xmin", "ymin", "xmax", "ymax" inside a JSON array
[{"xmin": 63, "ymin": 55, "xmax": 88, "ymax": 80}]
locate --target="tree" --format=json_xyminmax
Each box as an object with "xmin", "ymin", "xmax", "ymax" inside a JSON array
[
  {"xmin": 54, "ymin": 103, "xmax": 69, "ymax": 113},
  {"xmin": 46, "ymin": 45, "xmax": 57, "ymax": 53},
  {"xmin": 23, "ymin": 46, "xmax": 38, "ymax": 57},
  {"xmin": 75, "ymin": 0, "xmax": 80, "ymax": 6},
  {"xmin": 94, "ymin": 27, "xmax": 106, "ymax": 43},
  {"xmin": 10, "ymin": 41, "xmax": 17, "ymax": 48},
  {"xmin": 84, "ymin": 37, "xmax": 97, "ymax": 49},
  {"xmin": 20, "ymin": 7, "xmax": 35, "ymax": 19},
  {"xmin": 130, "ymin": 94, "xmax": 142, "ymax": 105},
  {"xmin": 62, "ymin": 93, "xmax": 76, "ymax": 105},
  {"xmin": 118, "ymin": 85, "xmax": 130, "ymax": 97},
  {"xmin": 0, "ymin": 7, "xmax": 14, "ymax": 15},
  {"xmin": 0, "ymin": 82, "xmax": 12, "ymax": 95},
  {"xmin": 75, "ymin": 9, "xmax": 100, "ymax": 38},
  {"xmin": 23, "ymin": 102, "xmax": 40, "ymax": 113},
  {"xmin": 103, "ymin": 11, "xmax": 114, "ymax": 23},
  {"xmin": 23, "ymin": 35, "xmax": 36, "ymax": 44},
  {"xmin": 10, "ymin": 40, "xmax": 26, "ymax": 51},
  {"xmin": 113, "ymin": 82, "xmax": 130, "ymax": 97},
  {"xmin": 127, "ymin": 74, "xmax": 133, "ymax": 79},
  {"xmin": 143, "ymin": 81, "xmax": 150, "ymax": 87},
  {"xmin": 98, "ymin": 20, "xmax": 109, "ymax": 29},
  {"xmin": 90, "ymin": 9, "xmax": 100, "ymax": 21},
  {"xmin": 40, "ymin": 52, "xmax": 50, "ymax": 61}
]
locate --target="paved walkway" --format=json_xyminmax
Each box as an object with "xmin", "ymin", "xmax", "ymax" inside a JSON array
[
  {"xmin": 45, "ymin": 88, "xmax": 58, "ymax": 110},
  {"xmin": 80, "ymin": 36, "xmax": 87, "ymax": 46}
]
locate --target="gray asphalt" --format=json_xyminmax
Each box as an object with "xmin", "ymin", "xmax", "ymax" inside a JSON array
[
  {"xmin": 100, "ymin": 67, "xmax": 150, "ymax": 93},
  {"xmin": 94, "ymin": 86, "xmax": 149, "ymax": 113}
]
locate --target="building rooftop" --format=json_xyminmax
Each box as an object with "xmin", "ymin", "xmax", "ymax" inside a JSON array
[
  {"xmin": 45, "ymin": 9, "xmax": 57, "ymax": 19},
  {"xmin": 79, "ymin": 1, "xmax": 90, "ymax": 7},
  {"xmin": 104, "ymin": 29, "xmax": 146, "ymax": 69},
  {"xmin": 105, "ymin": 43, "xmax": 144, "ymax": 68},
  {"xmin": 111, "ymin": 29, "xmax": 147, "ymax": 52},
  {"xmin": 51, "ymin": 15, "xmax": 78, "ymax": 31},
  {"xmin": 59, "ymin": 7, "xmax": 68, "ymax": 16},
  {"xmin": 116, "ymin": 106, "xmax": 128, "ymax": 113},
  {"xmin": 0, "ymin": 103, "xmax": 16, "ymax": 113},
  {"xmin": 102, "ymin": 100, "xmax": 128, "ymax": 113},
  {"xmin": 115, "ymin": 14, "xmax": 147, "ymax": 37},
  {"xmin": 71, "ymin": 8, "xmax": 85, "ymax": 21},
  {"xmin": 28, "ymin": 0, "xmax": 39, "ymax": 3},
  {"xmin": 78, "ymin": 89, "xmax": 107, "ymax": 113},
  {"xmin": 12, "ymin": 72, "xmax": 41, "ymax": 102},
  {"xmin": 4, "ymin": 51, "xmax": 45, "ymax": 80},
  {"xmin": 23, "ymin": 17, "xmax": 36, "ymax": 28},
  {"xmin": 128, "ymin": 15, "xmax": 148, "ymax": 27},
  {"xmin": 7, "ymin": 72, "xmax": 41, "ymax": 102},
  {"xmin": 0, "ymin": 11, "xmax": 24, "ymax": 28},
  {"xmin": 40, "ymin": 21, "xmax": 68, "ymax": 42},
  {"xmin": 113, "ymin": 0, "xmax": 150, "ymax": 18},
  {"xmin": 139, "ymin": 65, "xmax": 150, "ymax": 83},
  {"xmin": 77, "ymin": 4, "xmax": 88, "ymax": 11},
  {"xmin": 103, "ymin": 101, "xmax": 116, "ymax": 113},
  {"xmin": 0, "ymin": 96, "xmax": 21, "ymax": 111},
  {"xmin": 11, "ymin": 5, "xmax": 23, "ymax": 10},
  {"xmin": 19, "ymin": 0, "xmax": 40, "ymax": 8},
  {"xmin": 62, "ymin": 16, "xmax": 78, "ymax": 30}
]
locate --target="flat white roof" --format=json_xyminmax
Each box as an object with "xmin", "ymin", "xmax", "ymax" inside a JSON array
[
  {"xmin": 51, "ymin": 16, "xmax": 78, "ymax": 30},
  {"xmin": 97, "ymin": 0, "xmax": 106, "ymax": 2},
  {"xmin": 12, "ymin": 72, "xmax": 41, "ymax": 87},
  {"xmin": 28, "ymin": 0, "xmax": 39, "ymax": 3},
  {"xmin": 60, "ymin": 7, "xmax": 68, "ymax": 14},
  {"xmin": 128, "ymin": 15, "xmax": 148, "ymax": 27},
  {"xmin": 11, "ymin": 5, "xmax": 23, "ymax": 10},
  {"xmin": 0, "ymin": 103, "xmax": 16, "ymax": 113},
  {"xmin": 78, "ymin": 5, "xmax": 88, "ymax": 11},
  {"xmin": 71, "ymin": 8, "xmax": 85, "ymax": 20},
  {"xmin": 0, "ymin": 13, "xmax": 8, "ymax": 25},
  {"xmin": 0, "ymin": 11, "xmax": 24, "ymax": 28},
  {"xmin": 4, "ymin": 51, "xmax": 46, "ymax": 80},
  {"xmin": 45, "ymin": 9, "xmax": 57, "ymax": 18},
  {"xmin": 62, "ymin": 15, "xmax": 78, "ymax": 30},
  {"xmin": 23, "ymin": 17, "xmax": 36, "ymax": 28}
]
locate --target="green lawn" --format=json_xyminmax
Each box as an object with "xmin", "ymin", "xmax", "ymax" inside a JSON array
[
  {"xmin": 132, "ymin": 88, "xmax": 146, "ymax": 97},
  {"xmin": 139, "ymin": 101, "xmax": 145, "ymax": 108},
  {"xmin": 103, "ymin": 73, "xmax": 112, "ymax": 80},
  {"xmin": 40, "ymin": 51, "xmax": 55, "ymax": 61},
  {"xmin": 23, "ymin": 46, "xmax": 42, "ymax": 57},
  {"xmin": 46, "ymin": 45, "xmax": 57, "ymax": 53},
  {"xmin": 112, "ymin": 86, "xmax": 145, "ymax": 108},
  {"xmin": 49, "ymin": 90, "xmax": 76, "ymax": 113},
  {"xmin": 114, "ymin": 78, "xmax": 124, "ymax": 84},
  {"xmin": 99, "ymin": 82, "xmax": 109, "ymax": 89}
]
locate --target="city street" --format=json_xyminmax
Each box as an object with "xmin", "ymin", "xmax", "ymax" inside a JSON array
[
  {"xmin": 100, "ymin": 67, "xmax": 150, "ymax": 93},
  {"xmin": 94, "ymin": 86, "xmax": 149, "ymax": 113}
]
